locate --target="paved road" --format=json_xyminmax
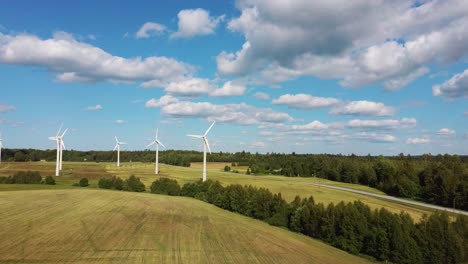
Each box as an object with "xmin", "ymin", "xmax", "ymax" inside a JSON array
[{"xmin": 282, "ymin": 179, "xmax": 468, "ymax": 216}]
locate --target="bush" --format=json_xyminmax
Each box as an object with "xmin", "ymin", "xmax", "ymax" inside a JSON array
[
  {"xmin": 79, "ymin": 178, "xmax": 89, "ymax": 187},
  {"xmin": 124, "ymin": 175, "xmax": 145, "ymax": 192},
  {"xmin": 3, "ymin": 171, "xmax": 42, "ymax": 184},
  {"xmin": 224, "ymin": 165, "xmax": 231, "ymax": 172},
  {"xmin": 44, "ymin": 176, "xmax": 56, "ymax": 185},
  {"xmin": 150, "ymin": 178, "xmax": 181, "ymax": 195}
]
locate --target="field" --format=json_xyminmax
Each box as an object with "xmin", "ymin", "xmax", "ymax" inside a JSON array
[
  {"xmin": 0, "ymin": 161, "xmax": 444, "ymax": 221},
  {"xmin": 0, "ymin": 189, "xmax": 371, "ymax": 264}
]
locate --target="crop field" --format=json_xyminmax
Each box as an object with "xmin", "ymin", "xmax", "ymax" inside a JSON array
[
  {"xmin": 0, "ymin": 161, "xmax": 443, "ymax": 221},
  {"xmin": 0, "ymin": 189, "xmax": 371, "ymax": 264}
]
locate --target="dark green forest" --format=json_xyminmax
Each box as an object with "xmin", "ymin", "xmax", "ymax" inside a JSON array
[{"xmin": 2, "ymin": 148, "xmax": 468, "ymax": 210}]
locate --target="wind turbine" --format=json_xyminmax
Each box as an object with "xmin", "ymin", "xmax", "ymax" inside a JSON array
[
  {"xmin": 147, "ymin": 128, "xmax": 165, "ymax": 175},
  {"xmin": 113, "ymin": 136, "xmax": 127, "ymax": 167},
  {"xmin": 58, "ymin": 128, "xmax": 68, "ymax": 171},
  {"xmin": 48, "ymin": 125, "xmax": 67, "ymax": 176},
  {"xmin": 188, "ymin": 121, "xmax": 215, "ymax": 182},
  {"xmin": 0, "ymin": 130, "xmax": 3, "ymax": 164}
]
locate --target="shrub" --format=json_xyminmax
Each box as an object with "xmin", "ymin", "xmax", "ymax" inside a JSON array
[
  {"xmin": 224, "ymin": 165, "xmax": 231, "ymax": 172},
  {"xmin": 150, "ymin": 178, "xmax": 181, "ymax": 196},
  {"xmin": 98, "ymin": 176, "xmax": 124, "ymax": 190},
  {"xmin": 44, "ymin": 176, "xmax": 56, "ymax": 185},
  {"xmin": 79, "ymin": 178, "xmax": 89, "ymax": 187},
  {"xmin": 124, "ymin": 175, "xmax": 145, "ymax": 192},
  {"xmin": 5, "ymin": 171, "xmax": 42, "ymax": 184}
]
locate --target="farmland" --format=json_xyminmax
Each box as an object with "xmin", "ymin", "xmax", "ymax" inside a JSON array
[
  {"xmin": 0, "ymin": 189, "xmax": 372, "ymax": 263},
  {"xmin": 0, "ymin": 161, "xmax": 447, "ymax": 220}
]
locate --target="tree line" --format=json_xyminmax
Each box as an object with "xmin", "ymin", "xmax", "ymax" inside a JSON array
[
  {"xmin": 144, "ymin": 177, "xmax": 468, "ymax": 264},
  {"xmin": 2, "ymin": 148, "xmax": 467, "ymax": 210}
]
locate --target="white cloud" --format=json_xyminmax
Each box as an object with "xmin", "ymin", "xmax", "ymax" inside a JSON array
[
  {"xmin": 0, "ymin": 104, "xmax": 15, "ymax": 112},
  {"xmin": 250, "ymin": 141, "xmax": 266, "ymax": 148},
  {"xmin": 331, "ymin": 100, "xmax": 396, "ymax": 116},
  {"xmin": 253, "ymin": 92, "xmax": 270, "ymax": 100},
  {"xmin": 115, "ymin": 120, "xmax": 126, "ymax": 124},
  {"xmin": 346, "ymin": 118, "xmax": 417, "ymax": 130},
  {"xmin": 218, "ymin": 1, "xmax": 468, "ymax": 89},
  {"xmin": 406, "ymin": 137, "xmax": 431, "ymax": 144},
  {"xmin": 0, "ymin": 32, "xmax": 193, "ymax": 85},
  {"xmin": 145, "ymin": 95, "xmax": 293, "ymax": 125},
  {"xmin": 136, "ymin": 22, "xmax": 167, "ymax": 38},
  {"xmin": 170, "ymin": 8, "xmax": 224, "ymax": 39},
  {"xmin": 165, "ymin": 78, "xmax": 214, "ymax": 96},
  {"xmin": 210, "ymin": 81, "xmax": 246, "ymax": 97},
  {"xmin": 85, "ymin": 104, "xmax": 103, "ymax": 111},
  {"xmin": 432, "ymin": 69, "xmax": 468, "ymax": 99},
  {"xmin": 272, "ymin": 93, "xmax": 340, "ymax": 109},
  {"xmin": 350, "ymin": 132, "xmax": 397, "ymax": 143},
  {"xmin": 438, "ymin": 128, "xmax": 456, "ymax": 136}
]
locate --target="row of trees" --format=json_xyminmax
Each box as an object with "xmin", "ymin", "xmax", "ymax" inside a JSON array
[
  {"xmin": 0, "ymin": 171, "xmax": 55, "ymax": 185},
  {"xmin": 98, "ymin": 175, "xmax": 145, "ymax": 192},
  {"xmin": 152, "ymin": 178, "xmax": 467, "ymax": 264}
]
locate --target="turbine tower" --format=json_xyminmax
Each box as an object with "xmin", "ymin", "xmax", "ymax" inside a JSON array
[
  {"xmin": 113, "ymin": 136, "xmax": 127, "ymax": 167},
  {"xmin": 58, "ymin": 128, "xmax": 68, "ymax": 171},
  {"xmin": 0, "ymin": 131, "xmax": 3, "ymax": 164},
  {"xmin": 147, "ymin": 128, "xmax": 165, "ymax": 175},
  {"xmin": 48, "ymin": 125, "xmax": 67, "ymax": 176},
  {"xmin": 188, "ymin": 121, "xmax": 215, "ymax": 182}
]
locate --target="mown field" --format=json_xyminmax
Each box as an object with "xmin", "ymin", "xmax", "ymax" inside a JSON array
[
  {"xmin": 0, "ymin": 161, "xmax": 442, "ymax": 220},
  {"xmin": 0, "ymin": 189, "xmax": 372, "ymax": 264}
]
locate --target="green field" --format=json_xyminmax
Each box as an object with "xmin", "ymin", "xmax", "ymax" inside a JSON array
[
  {"xmin": 0, "ymin": 161, "xmax": 442, "ymax": 220},
  {"xmin": 0, "ymin": 189, "xmax": 371, "ymax": 263}
]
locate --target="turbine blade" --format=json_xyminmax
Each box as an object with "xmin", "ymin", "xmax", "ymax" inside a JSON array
[
  {"xmin": 48, "ymin": 137, "xmax": 57, "ymax": 140},
  {"xmin": 146, "ymin": 141, "xmax": 155, "ymax": 148},
  {"xmin": 204, "ymin": 121, "xmax": 215, "ymax": 136},
  {"xmin": 156, "ymin": 140, "xmax": 166, "ymax": 148},
  {"xmin": 61, "ymin": 140, "xmax": 66, "ymax": 150},
  {"xmin": 56, "ymin": 123, "xmax": 63, "ymax": 137},
  {"xmin": 156, "ymin": 128, "xmax": 159, "ymax": 139},
  {"xmin": 115, "ymin": 136, "xmax": 118, "ymax": 143},
  {"xmin": 113, "ymin": 144, "xmax": 118, "ymax": 151},
  {"xmin": 204, "ymin": 137, "xmax": 212, "ymax": 154},
  {"xmin": 120, "ymin": 142, "xmax": 127, "ymax": 145},
  {"xmin": 187, "ymin": 134, "xmax": 203, "ymax": 138},
  {"xmin": 61, "ymin": 128, "xmax": 68, "ymax": 137}
]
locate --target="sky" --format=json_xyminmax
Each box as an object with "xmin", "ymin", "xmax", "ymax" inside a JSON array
[{"xmin": 0, "ymin": 0, "xmax": 467, "ymax": 155}]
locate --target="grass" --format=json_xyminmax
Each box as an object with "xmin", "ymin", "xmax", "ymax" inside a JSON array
[
  {"xmin": 0, "ymin": 189, "xmax": 372, "ymax": 264},
  {"xmin": 0, "ymin": 161, "xmax": 443, "ymax": 221}
]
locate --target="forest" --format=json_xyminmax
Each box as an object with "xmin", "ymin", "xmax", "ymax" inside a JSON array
[{"xmin": 2, "ymin": 148, "xmax": 468, "ymax": 210}]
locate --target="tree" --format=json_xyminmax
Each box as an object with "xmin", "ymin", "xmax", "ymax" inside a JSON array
[
  {"xmin": 150, "ymin": 178, "xmax": 181, "ymax": 195},
  {"xmin": 124, "ymin": 175, "xmax": 145, "ymax": 192},
  {"xmin": 79, "ymin": 178, "xmax": 89, "ymax": 187},
  {"xmin": 44, "ymin": 176, "xmax": 56, "ymax": 185}
]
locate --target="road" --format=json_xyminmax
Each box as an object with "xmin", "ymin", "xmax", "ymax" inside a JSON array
[{"xmin": 283, "ymin": 179, "xmax": 468, "ymax": 216}]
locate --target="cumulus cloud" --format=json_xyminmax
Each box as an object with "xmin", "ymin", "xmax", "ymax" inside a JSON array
[
  {"xmin": 253, "ymin": 92, "xmax": 270, "ymax": 100},
  {"xmin": 406, "ymin": 137, "xmax": 430, "ymax": 144},
  {"xmin": 136, "ymin": 22, "xmax": 166, "ymax": 38},
  {"xmin": 432, "ymin": 69, "xmax": 468, "ymax": 99},
  {"xmin": 331, "ymin": 100, "xmax": 396, "ymax": 116},
  {"xmin": 218, "ymin": 1, "xmax": 468, "ymax": 89},
  {"xmin": 171, "ymin": 8, "xmax": 224, "ymax": 39},
  {"xmin": 115, "ymin": 120, "xmax": 126, "ymax": 124},
  {"xmin": 85, "ymin": 104, "xmax": 103, "ymax": 111},
  {"xmin": 145, "ymin": 95, "xmax": 293, "ymax": 125},
  {"xmin": 0, "ymin": 104, "xmax": 15, "ymax": 112},
  {"xmin": 250, "ymin": 141, "xmax": 266, "ymax": 148},
  {"xmin": 210, "ymin": 81, "xmax": 246, "ymax": 97},
  {"xmin": 272, "ymin": 93, "xmax": 340, "ymax": 109},
  {"xmin": 165, "ymin": 78, "xmax": 214, "ymax": 96},
  {"xmin": 350, "ymin": 132, "xmax": 397, "ymax": 143},
  {"xmin": 438, "ymin": 128, "xmax": 456, "ymax": 136},
  {"xmin": 0, "ymin": 32, "xmax": 193, "ymax": 85},
  {"xmin": 346, "ymin": 118, "xmax": 417, "ymax": 130}
]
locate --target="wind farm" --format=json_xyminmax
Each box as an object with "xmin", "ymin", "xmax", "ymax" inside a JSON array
[{"xmin": 1, "ymin": 1, "xmax": 467, "ymax": 264}]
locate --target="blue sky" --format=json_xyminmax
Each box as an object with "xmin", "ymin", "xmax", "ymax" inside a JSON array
[{"xmin": 0, "ymin": 0, "xmax": 467, "ymax": 155}]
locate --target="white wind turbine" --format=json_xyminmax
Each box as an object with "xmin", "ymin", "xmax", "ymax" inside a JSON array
[
  {"xmin": 147, "ymin": 128, "xmax": 165, "ymax": 175},
  {"xmin": 48, "ymin": 125, "xmax": 68, "ymax": 176},
  {"xmin": 188, "ymin": 121, "xmax": 215, "ymax": 182},
  {"xmin": 113, "ymin": 136, "xmax": 127, "ymax": 167}
]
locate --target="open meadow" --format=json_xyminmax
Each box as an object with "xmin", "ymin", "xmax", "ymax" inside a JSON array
[
  {"xmin": 0, "ymin": 161, "xmax": 447, "ymax": 221},
  {"xmin": 0, "ymin": 189, "xmax": 372, "ymax": 264}
]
